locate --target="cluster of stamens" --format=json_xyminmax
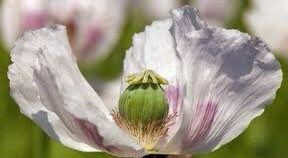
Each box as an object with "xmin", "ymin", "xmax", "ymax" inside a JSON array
[
  {"xmin": 125, "ymin": 70, "xmax": 168, "ymax": 85},
  {"xmin": 112, "ymin": 112, "xmax": 175, "ymax": 151},
  {"xmin": 112, "ymin": 70, "xmax": 172, "ymax": 151}
]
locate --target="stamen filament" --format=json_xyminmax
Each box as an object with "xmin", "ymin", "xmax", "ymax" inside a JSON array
[{"xmin": 113, "ymin": 69, "xmax": 172, "ymax": 151}]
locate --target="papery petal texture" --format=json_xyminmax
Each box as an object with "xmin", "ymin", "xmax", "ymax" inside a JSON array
[
  {"xmin": 123, "ymin": 19, "xmax": 184, "ymax": 150},
  {"xmin": 245, "ymin": 0, "xmax": 288, "ymax": 58},
  {"xmin": 8, "ymin": 5, "xmax": 282, "ymax": 156},
  {"xmin": 124, "ymin": 19, "xmax": 181, "ymax": 85},
  {"xmin": 123, "ymin": 6, "xmax": 281, "ymax": 154},
  {"xmin": 8, "ymin": 25, "xmax": 144, "ymax": 157},
  {"xmin": 123, "ymin": 19, "xmax": 184, "ymax": 116},
  {"xmin": 164, "ymin": 7, "xmax": 282, "ymax": 153}
]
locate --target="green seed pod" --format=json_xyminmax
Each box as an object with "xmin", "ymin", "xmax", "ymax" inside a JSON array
[
  {"xmin": 119, "ymin": 83, "xmax": 169, "ymax": 126},
  {"xmin": 114, "ymin": 70, "xmax": 170, "ymax": 150}
]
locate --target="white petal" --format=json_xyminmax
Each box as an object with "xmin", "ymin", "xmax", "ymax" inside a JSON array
[
  {"xmin": 245, "ymin": 0, "xmax": 288, "ymax": 58},
  {"xmin": 123, "ymin": 18, "xmax": 183, "ymax": 118},
  {"xmin": 164, "ymin": 6, "xmax": 282, "ymax": 154},
  {"xmin": 124, "ymin": 19, "xmax": 182, "ymax": 85},
  {"xmin": 123, "ymin": 18, "xmax": 184, "ymax": 151},
  {"xmin": 8, "ymin": 25, "xmax": 144, "ymax": 157}
]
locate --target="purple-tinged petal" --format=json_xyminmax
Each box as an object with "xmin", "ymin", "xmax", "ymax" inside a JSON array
[
  {"xmin": 166, "ymin": 85, "xmax": 183, "ymax": 115},
  {"xmin": 181, "ymin": 102, "xmax": 217, "ymax": 150},
  {"xmin": 163, "ymin": 6, "xmax": 282, "ymax": 154},
  {"xmin": 8, "ymin": 25, "xmax": 145, "ymax": 157}
]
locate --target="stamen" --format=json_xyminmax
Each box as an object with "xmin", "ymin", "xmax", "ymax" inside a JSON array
[
  {"xmin": 126, "ymin": 70, "xmax": 168, "ymax": 85},
  {"xmin": 112, "ymin": 112, "xmax": 175, "ymax": 151},
  {"xmin": 114, "ymin": 69, "xmax": 172, "ymax": 151}
]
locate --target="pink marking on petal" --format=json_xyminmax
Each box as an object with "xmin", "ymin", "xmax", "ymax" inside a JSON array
[
  {"xmin": 75, "ymin": 118, "xmax": 118, "ymax": 152},
  {"xmin": 165, "ymin": 85, "xmax": 183, "ymax": 115},
  {"xmin": 164, "ymin": 85, "xmax": 184, "ymax": 141},
  {"xmin": 21, "ymin": 11, "xmax": 48, "ymax": 31},
  {"xmin": 183, "ymin": 101, "xmax": 217, "ymax": 150}
]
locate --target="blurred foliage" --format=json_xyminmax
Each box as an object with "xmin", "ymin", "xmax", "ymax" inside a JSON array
[
  {"xmin": 1, "ymin": 0, "xmax": 288, "ymax": 158},
  {"xmin": 225, "ymin": 0, "xmax": 250, "ymax": 32}
]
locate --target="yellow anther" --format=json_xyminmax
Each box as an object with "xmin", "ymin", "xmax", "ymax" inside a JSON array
[{"xmin": 126, "ymin": 69, "xmax": 168, "ymax": 85}]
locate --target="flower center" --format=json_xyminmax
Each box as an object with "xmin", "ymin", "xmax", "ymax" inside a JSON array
[{"xmin": 112, "ymin": 70, "xmax": 172, "ymax": 152}]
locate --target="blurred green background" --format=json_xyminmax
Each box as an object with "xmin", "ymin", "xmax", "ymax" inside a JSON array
[{"xmin": 1, "ymin": 0, "xmax": 288, "ymax": 158}]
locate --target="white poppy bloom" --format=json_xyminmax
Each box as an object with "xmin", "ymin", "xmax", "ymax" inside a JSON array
[
  {"xmin": 8, "ymin": 6, "xmax": 282, "ymax": 157},
  {"xmin": 245, "ymin": 0, "xmax": 288, "ymax": 58},
  {"xmin": 1, "ymin": 0, "xmax": 127, "ymax": 62}
]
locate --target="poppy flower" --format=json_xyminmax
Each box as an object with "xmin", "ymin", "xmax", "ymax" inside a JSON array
[{"xmin": 8, "ymin": 6, "xmax": 282, "ymax": 157}]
